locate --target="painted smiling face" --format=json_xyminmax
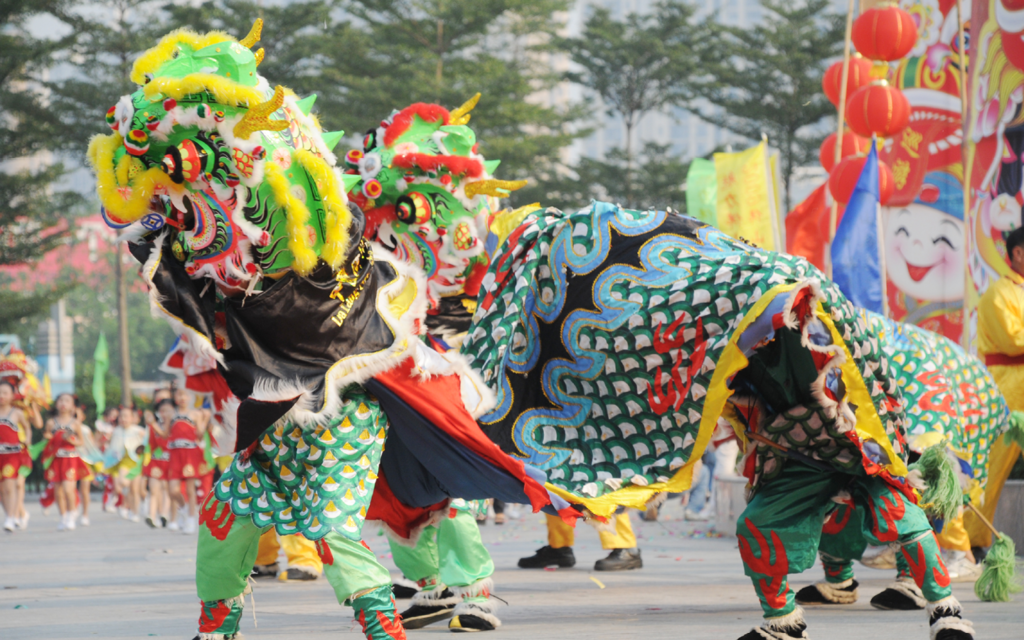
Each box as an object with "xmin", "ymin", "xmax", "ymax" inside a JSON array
[{"xmin": 886, "ymin": 203, "xmax": 965, "ymax": 302}]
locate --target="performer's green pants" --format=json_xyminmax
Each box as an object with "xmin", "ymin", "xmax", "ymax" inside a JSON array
[
  {"xmin": 737, "ymin": 465, "xmax": 952, "ymax": 618},
  {"xmin": 388, "ymin": 509, "xmax": 494, "ymax": 601},
  {"xmin": 194, "ymin": 496, "xmax": 401, "ymax": 639}
]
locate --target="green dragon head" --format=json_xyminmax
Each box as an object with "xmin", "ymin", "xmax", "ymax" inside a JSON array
[
  {"xmin": 88, "ymin": 20, "xmax": 356, "ymax": 292},
  {"xmin": 344, "ymin": 96, "xmax": 529, "ymax": 308}
]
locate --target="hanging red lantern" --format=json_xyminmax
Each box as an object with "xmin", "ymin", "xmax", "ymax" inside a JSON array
[
  {"xmin": 819, "ymin": 131, "xmax": 871, "ymax": 172},
  {"xmin": 828, "ymin": 155, "xmax": 895, "ymax": 204},
  {"xmin": 851, "ymin": 4, "xmax": 918, "ymax": 62},
  {"xmin": 845, "ymin": 80, "xmax": 911, "ymax": 138},
  {"xmin": 821, "ymin": 55, "xmax": 873, "ymax": 107}
]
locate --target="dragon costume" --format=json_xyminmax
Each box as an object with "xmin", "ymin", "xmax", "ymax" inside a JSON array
[
  {"xmin": 88, "ymin": 23, "xmax": 582, "ymax": 640},
  {"xmin": 346, "ymin": 98, "xmax": 974, "ymax": 639}
]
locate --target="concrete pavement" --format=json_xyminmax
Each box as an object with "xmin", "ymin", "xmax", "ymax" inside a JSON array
[{"xmin": 0, "ymin": 496, "xmax": 1020, "ymax": 639}]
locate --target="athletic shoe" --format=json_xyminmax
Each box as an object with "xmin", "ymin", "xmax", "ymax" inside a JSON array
[
  {"xmin": 182, "ymin": 516, "xmax": 197, "ymax": 534},
  {"xmin": 3, "ymin": 517, "xmax": 15, "ymax": 532},
  {"xmin": 401, "ymin": 589, "xmax": 457, "ymax": 629},
  {"xmin": 594, "ymin": 548, "xmax": 642, "ymax": 571},
  {"xmin": 129, "ymin": 513, "xmax": 141, "ymax": 523},
  {"xmin": 166, "ymin": 520, "xmax": 181, "ymax": 531},
  {"xmin": 285, "ymin": 567, "xmax": 318, "ymax": 581},
  {"xmin": 493, "ymin": 513, "xmax": 506, "ymax": 525},
  {"xmin": 860, "ymin": 545, "xmax": 897, "ymax": 570},
  {"xmin": 518, "ymin": 545, "xmax": 576, "ymax": 568},
  {"xmin": 870, "ymin": 578, "xmax": 926, "ymax": 610},
  {"xmin": 946, "ymin": 553, "xmax": 983, "ymax": 583},
  {"xmin": 160, "ymin": 516, "xmax": 168, "ymax": 528},
  {"xmin": 794, "ymin": 580, "xmax": 858, "ymax": 605},
  {"xmin": 252, "ymin": 563, "xmax": 279, "ymax": 578},
  {"xmin": 79, "ymin": 516, "xmax": 89, "ymax": 526},
  {"xmin": 146, "ymin": 516, "xmax": 159, "ymax": 529},
  {"xmin": 16, "ymin": 512, "xmax": 29, "ymax": 530},
  {"xmin": 683, "ymin": 509, "xmax": 710, "ymax": 521},
  {"xmin": 66, "ymin": 514, "xmax": 76, "ymax": 531}
]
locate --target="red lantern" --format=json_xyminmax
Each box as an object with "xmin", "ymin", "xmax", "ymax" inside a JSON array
[
  {"xmin": 828, "ymin": 155, "xmax": 895, "ymax": 204},
  {"xmin": 845, "ymin": 81, "xmax": 911, "ymax": 138},
  {"xmin": 819, "ymin": 132, "xmax": 871, "ymax": 172},
  {"xmin": 851, "ymin": 4, "xmax": 918, "ymax": 62},
  {"xmin": 822, "ymin": 56, "xmax": 873, "ymax": 107}
]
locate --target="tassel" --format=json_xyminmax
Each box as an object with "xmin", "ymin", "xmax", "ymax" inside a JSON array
[
  {"xmin": 909, "ymin": 443, "xmax": 961, "ymax": 523},
  {"xmin": 969, "ymin": 503, "xmax": 1022, "ymax": 602}
]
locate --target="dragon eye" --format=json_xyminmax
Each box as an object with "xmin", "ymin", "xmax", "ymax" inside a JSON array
[{"xmin": 395, "ymin": 192, "xmax": 433, "ymax": 225}]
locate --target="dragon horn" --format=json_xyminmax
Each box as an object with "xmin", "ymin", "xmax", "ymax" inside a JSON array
[
  {"xmin": 463, "ymin": 179, "xmax": 528, "ymax": 199},
  {"xmin": 254, "ymin": 48, "xmax": 265, "ymax": 66},
  {"xmin": 449, "ymin": 93, "xmax": 481, "ymax": 126},
  {"xmin": 240, "ymin": 18, "xmax": 263, "ymax": 48},
  {"xmin": 233, "ymin": 85, "xmax": 289, "ymax": 140}
]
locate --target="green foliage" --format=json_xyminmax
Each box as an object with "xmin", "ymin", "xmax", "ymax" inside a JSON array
[
  {"xmin": 557, "ymin": 1, "xmax": 699, "ymax": 208},
  {"xmin": 693, "ymin": 0, "xmax": 843, "ymax": 211},
  {"xmin": 1, "ymin": 0, "xmax": 82, "ymax": 322}
]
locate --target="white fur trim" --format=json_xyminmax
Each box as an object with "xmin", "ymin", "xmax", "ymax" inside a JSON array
[
  {"xmin": 926, "ymin": 595, "xmax": 963, "ymax": 617},
  {"xmin": 885, "ymin": 578, "xmax": 927, "ymax": 608},
  {"xmin": 196, "ymin": 634, "xmax": 244, "ymax": 640},
  {"xmin": 763, "ymin": 606, "xmax": 806, "ymax": 633},
  {"xmin": 809, "ymin": 580, "xmax": 858, "ymax": 604},
  {"xmin": 411, "ymin": 586, "xmax": 459, "ymax": 607},
  {"xmin": 451, "ymin": 577, "xmax": 493, "ymax": 600},
  {"xmin": 452, "ymin": 601, "xmax": 501, "ymax": 629}
]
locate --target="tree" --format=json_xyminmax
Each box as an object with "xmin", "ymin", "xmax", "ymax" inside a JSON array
[
  {"xmin": 0, "ymin": 0, "xmax": 82, "ymax": 330},
  {"xmin": 320, "ymin": 0, "xmax": 586, "ymax": 201},
  {"xmin": 692, "ymin": 0, "xmax": 843, "ymax": 211},
  {"xmin": 557, "ymin": 1, "xmax": 700, "ymax": 208}
]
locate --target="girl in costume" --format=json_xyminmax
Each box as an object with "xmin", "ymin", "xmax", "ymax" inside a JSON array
[
  {"xmin": 0, "ymin": 380, "xmax": 39, "ymax": 532},
  {"xmin": 167, "ymin": 388, "xmax": 210, "ymax": 534},
  {"xmin": 145, "ymin": 399, "xmax": 173, "ymax": 528},
  {"xmin": 111, "ymin": 406, "xmax": 148, "ymax": 522},
  {"xmin": 43, "ymin": 393, "xmax": 93, "ymax": 531}
]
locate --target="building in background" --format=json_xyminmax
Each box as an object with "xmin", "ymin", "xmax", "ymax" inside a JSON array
[{"xmin": 35, "ymin": 301, "xmax": 75, "ymax": 396}]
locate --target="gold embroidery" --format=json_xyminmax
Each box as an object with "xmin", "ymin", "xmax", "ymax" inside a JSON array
[
  {"xmin": 330, "ymin": 239, "xmax": 374, "ymax": 327},
  {"xmin": 900, "ymin": 129, "xmax": 922, "ymax": 159}
]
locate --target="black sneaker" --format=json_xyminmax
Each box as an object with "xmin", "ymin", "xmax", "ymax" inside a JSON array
[
  {"xmin": 285, "ymin": 567, "xmax": 318, "ymax": 581},
  {"xmin": 251, "ymin": 563, "xmax": 278, "ymax": 578},
  {"xmin": 794, "ymin": 580, "xmax": 858, "ymax": 605},
  {"xmin": 869, "ymin": 580, "xmax": 926, "ymax": 610},
  {"xmin": 400, "ymin": 590, "xmax": 457, "ymax": 629},
  {"xmin": 518, "ymin": 545, "xmax": 576, "ymax": 568},
  {"xmin": 393, "ymin": 583, "xmax": 420, "ymax": 599},
  {"xmin": 146, "ymin": 516, "xmax": 158, "ymax": 529},
  {"xmin": 594, "ymin": 548, "xmax": 642, "ymax": 571},
  {"xmin": 160, "ymin": 516, "xmax": 168, "ymax": 528},
  {"xmin": 449, "ymin": 614, "xmax": 497, "ymax": 632}
]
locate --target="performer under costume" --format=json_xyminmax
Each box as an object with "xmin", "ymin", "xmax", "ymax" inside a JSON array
[
  {"xmin": 167, "ymin": 414, "xmax": 208, "ymax": 481},
  {"xmin": 795, "ymin": 311, "xmax": 1013, "ymax": 610},
  {"xmin": 518, "ymin": 511, "xmax": 641, "ymax": 571},
  {"xmin": 89, "ymin": 23, "xmax": 580, "ymax": 640},
  {"xmin": 253, "ymin": 531, "xmax": 323, "ymax": 580}
]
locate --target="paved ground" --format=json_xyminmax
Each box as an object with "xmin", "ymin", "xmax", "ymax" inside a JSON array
[{"xmin": 1, "ymin": 497, "xmax": 1020, "ymax": 640}]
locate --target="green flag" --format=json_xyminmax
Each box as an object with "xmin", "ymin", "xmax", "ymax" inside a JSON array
[
  {"xmin": 685, "ymin": 157, "xmax": 718, "ymax": 226},
  {"xmin": 93, "ymin": 333, "xmax": 109, "ymax": 414}
]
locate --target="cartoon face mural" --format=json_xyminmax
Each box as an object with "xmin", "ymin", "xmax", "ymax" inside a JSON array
[
  {"xmin": 88, "ymin": 21, "xmax": 354, "ymax": 293},
  {"xmin": 963, "ymin": 0, "xmax": 1024, "ymax": 349},
  {"xmin": 345, "ymin": 98, "xmax": 525, "ymax": 311},
  {"xmin": 878, "ymin": 0, "xmax": 972, "ymax": 341}
]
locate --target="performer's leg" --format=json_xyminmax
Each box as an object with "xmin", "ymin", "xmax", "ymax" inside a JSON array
[
  {"xmin": 736, "ymin": 466, "xmax": 848, "ymax": 639},
  {"xmin": 859, "ymin": 478, "xmax": 974, "ymax": 638},
  {"xmin": 795, "ymin": 502, "xmax": 864, "ymax": 605},
  {"xmin": 439, "ymin": 510, "xmax": 499, "ymax": 631},
  {"xmin": 391, "ymin": 524, "xmax": 458, "ymax": 628},
  {"xmin": 595, "ymin": 510, "xmax": 642, "ymax": 571},
  {"xmin": 78, "ymin": 476, "xmax": 90, "ymax": 520},
  {"xmin": 279, "ymin": 533, "xmax": 323, "ymax": 579},
  {"xmin": 194, "ymin": 495, "xmax": 268, "ymax": 640},
  {"xmin": 252, "ymin": 530, "xmax": 281, "ymax": 577},
  {"xmin": 936, "ymin": 512, "xmax": 982, "ymax": 582},
  {"xmin": 964, "ymin": 438, "xmax": 1021, "ymax": 548},
  {"xmin": 518, "ymin": 513, "xmax": 576, "ymax": 568},
  {"xmin": 313, "ymin": 531, "xmax": 406, "ymax": 640}
]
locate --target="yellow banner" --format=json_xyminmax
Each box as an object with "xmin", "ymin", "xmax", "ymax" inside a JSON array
[{"xmin": 714, "ymin": 141, "xmax": 776, "ymax": 251}]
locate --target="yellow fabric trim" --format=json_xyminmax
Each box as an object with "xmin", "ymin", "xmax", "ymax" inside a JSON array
[
  {"xmin": 294, "ymin": 149, "xmax": 352, "ymax": 269},
  {"xmin": 131, "ymin": 30, "xmax": 237, "ymax": 85},
  {"xmin": 264, "ymin": 161, "xmax": 318, "ymax": 275},
  {"xmin": 546, "ymin": 281, "xmax": 806, "ymax": 517},
  {"xmin": 143, "ymin": 74, "xmax": 263, "ymax": 108},
  {"xmin": 814, "ymin": 306, "xmax": 907, "ymax": 477},
  {"xmin": 387, "ymin": 275, "xmax": 418, "ymax": 320},
  {"xmin": 88, "ymin": 133, "xmax": 175, "ymax": 224}
]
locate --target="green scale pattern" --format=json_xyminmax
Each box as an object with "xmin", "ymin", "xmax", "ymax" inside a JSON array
[
  {"xmin": 214, "ymin": 386, "xmax": 386, "ymax": 541},
  {"xmin": 463, "ymin": 202, "xmax": 907, "ymax": 497}
]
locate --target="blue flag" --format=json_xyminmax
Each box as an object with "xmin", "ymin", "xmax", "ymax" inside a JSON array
[{"xmin": 831, "ymin": 145, "xmax": 883, "ymax": 314}]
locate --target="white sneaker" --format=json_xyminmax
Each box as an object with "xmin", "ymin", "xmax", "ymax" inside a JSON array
[
  {"xmin": 167, "ymin": 520, "xmax": 181, "ymax": 531},
  {"xmin": 79, "ymin": 515, "xmax": 90, "ymax": 527},
  {"xmin": 860, "ymin": 545, "xmax": 897, "ymax": 570},
  {"xmin": 57, "ymin": 517, "xmax": 67, "ymax": 532},
  {"xmin": 129, "ymin": 513, "xmax": 141, "ymax": 523},
  {"xmin": 182, "ymin": 516, "xmax": 197, "ymax": 535},
  {"xmin": 3, "ymin": 517, "xmax": 15, "ymax": 532},
  {"xmin": 66, "ymin": 515, "xmax": 76, "ymax": 530},
  {"xmin": 17, "ymin": 512, "xmax": 29, "ymax": 530},
  {"xmin": 946, "ymin": 553, "xmax": 983, "ymax": 583},
  {"xmin": 119, "ymin": 507, "xmax": 129, "ymax": 519}
]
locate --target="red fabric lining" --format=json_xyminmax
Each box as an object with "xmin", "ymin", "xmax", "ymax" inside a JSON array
[
  {"xmin": 365, "ymin": 469, "xmax": 447, "ymax": 540},
  {"xmin": 383, "ymin": 103, "xmax": 450, "ymax": 148}
]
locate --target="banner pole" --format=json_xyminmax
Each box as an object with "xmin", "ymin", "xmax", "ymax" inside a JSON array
[
  {"xmin": 956, "ymin": 0, "xmax": 971, "ymax": 347},
  {"xmin": 827, "ymin": 0, "xmax": 857, "ymax": 279}
]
